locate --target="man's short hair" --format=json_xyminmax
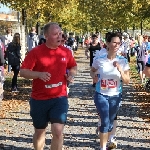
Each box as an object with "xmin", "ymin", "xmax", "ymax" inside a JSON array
[
  {"xmin": 92, "ymin": 34, "xmax": 98, "ymax": 38},
  {"xmin": 43, "ymin": 22, "xmax": 59, "ymax": 35},
  {"xmin": 31, "ymin": 27, "xmax": 36, "ymax": 32}
]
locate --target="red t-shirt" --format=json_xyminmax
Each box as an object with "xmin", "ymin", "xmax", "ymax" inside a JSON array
[{"xmin": 21, "ymin": 44, "xmax": 77, "ymax": 100}]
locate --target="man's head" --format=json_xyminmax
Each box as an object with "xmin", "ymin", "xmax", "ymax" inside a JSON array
[
  {"xmin": 43, "ymin": 22, "xmax": 62, "ymax": 49},
  {"xmin": 122, "ymin": 32, "xmax": 129, "ymax": 40},
  {"xmin": 31, "ymin": 27, "xmax": 36, "ymax": 32},
  {"xmin": 143, "ymin": 35, "xmax": 148, "ymax": 42},
  {"xmin": 61, "ymin": 34, "xmax": 67, "ymax": 45},
  {"xmin": 13, "ymin": 33, "xmax": 20, "ymax": 44},
  {"xmin": 6, "ymin": 28, "xmax": 12, "ymax": 34},
  {"xmin": 92, "ymin": 34, "xmax": 98, "ymax": 43}
]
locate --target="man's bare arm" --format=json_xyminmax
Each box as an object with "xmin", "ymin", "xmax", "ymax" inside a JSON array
[
  {"xmin": 20, "ymin": 69, "xmax": 51, "ymax": 82},
  {"xmin": 68, "ymin": 66, "xmax": 77, "ymax": 77}
]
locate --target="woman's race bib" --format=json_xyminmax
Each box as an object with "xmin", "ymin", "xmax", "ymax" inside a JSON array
[{"xmin": 101, "ymin": 79, "xmax": 117, "ymax": 90}]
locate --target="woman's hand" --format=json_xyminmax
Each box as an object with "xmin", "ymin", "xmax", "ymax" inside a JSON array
[
  {"xmin": 113, "ymin": 61, "xmax": 123, "ymax": 73},
  {"xmin": 113, "ymin": 61, "xmax": 130, "ymax": 84}
]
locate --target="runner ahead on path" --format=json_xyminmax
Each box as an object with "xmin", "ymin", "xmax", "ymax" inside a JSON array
[{"xmin": 85, "ymin": 34, "xmax": 101, "ymax": 87}]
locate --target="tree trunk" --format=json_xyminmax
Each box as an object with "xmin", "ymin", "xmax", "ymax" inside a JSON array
[{"xmin": 20, "ymin": 25, "xmax": 26, "ymax": 61}]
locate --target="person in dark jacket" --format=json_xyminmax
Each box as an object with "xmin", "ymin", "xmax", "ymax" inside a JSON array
[{"xmin": 7, "ymin": 33, "xmax": 21, "ymax": 92}]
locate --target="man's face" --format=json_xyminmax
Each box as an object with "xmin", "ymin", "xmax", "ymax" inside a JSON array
[
  {"xmin": 45, "ymin": 25, "xmax": 62, "ymax": 47},
  {"xmin": 7, "ymin": 29, "xmax": 11, "ymax": 34},
  {"xmin": 31, "ymin": 27, "xmax": 36, "ymax": 32},
  {"xmin": 92, "ymin": 36, "xmax": 97, "ymax": 42}
]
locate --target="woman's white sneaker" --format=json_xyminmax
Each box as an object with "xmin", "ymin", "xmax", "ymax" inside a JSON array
[{"xmin": 107, "ymin": 137, "xmax": 117, "ymax": 149}]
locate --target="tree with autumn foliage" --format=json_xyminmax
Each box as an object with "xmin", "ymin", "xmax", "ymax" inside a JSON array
[{"xmin": 1, "ymin": 0, "xmax": 150, "ymax": 33}]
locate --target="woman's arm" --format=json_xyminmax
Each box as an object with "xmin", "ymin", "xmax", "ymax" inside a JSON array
[
  {"xmin": 90, "ymin": 67, "xmax": 98, "ymax": 78},
  {"xmin": 90, "ymin": 67, "xmax": 99, "ymax": 83},
  {"xmin": 113, "ymin": 61, "xmax": 130, "ymax": 84},
  {"xmin": 120, "ymin": 70, "xmax": 130, "ymax": 84}
]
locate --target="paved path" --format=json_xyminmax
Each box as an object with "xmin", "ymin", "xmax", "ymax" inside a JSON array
[{"xmin": 0, "ymin": 48, "xmax": 149, "ymax": 150}]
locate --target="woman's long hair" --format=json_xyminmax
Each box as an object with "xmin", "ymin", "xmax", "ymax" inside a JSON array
[{"xmin": 12, "ymin": 33, "xmax": 20, "ymax": 46}]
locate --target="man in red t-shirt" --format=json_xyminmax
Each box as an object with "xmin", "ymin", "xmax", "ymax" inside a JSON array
[{"xmin": 20, "ymin": 22, "xmax": 77, "ymax": 150}]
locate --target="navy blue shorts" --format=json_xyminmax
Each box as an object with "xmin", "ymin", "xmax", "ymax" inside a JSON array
[{"xmin": 29, "ymin": 96, "xmax": 69, "ymax": 129}]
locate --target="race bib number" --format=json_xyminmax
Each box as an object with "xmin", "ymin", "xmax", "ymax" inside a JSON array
[
  {"xmin": 101, "ymin": 79, "xmax": 117, "ymax": 89},
  {"xmin": 45, "ymin": 82, "xmax": 62, "ymax": 88}
]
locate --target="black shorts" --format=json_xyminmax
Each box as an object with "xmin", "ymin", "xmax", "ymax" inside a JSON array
[
  {"xmin": 137, "ymin": 61, "xmax": 145, "ymax": 72},
  {"xmin": 29, "ymin": 96, "xmax": 69, "ymax": 129}
]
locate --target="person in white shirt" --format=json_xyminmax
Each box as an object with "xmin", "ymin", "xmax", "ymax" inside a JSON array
[
  {"xmin": 90, "ymin": 32, "xmax": 130, "ymax": 150},
  {"xmin": 27, "ymin": 27, "xmax": 39, "ymax": 52},
  {"xmin": 5, "ymin": 28, "xmax": 13, "ymax": 72},
  {"xmin": 5, "ymin": 28, "xmax": 13, "ymax": 47}
]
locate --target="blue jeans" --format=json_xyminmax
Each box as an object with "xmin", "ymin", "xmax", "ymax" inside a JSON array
[{"xmin": 94, "ymin": 92, "xmax": 121, "ymax": 133}]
